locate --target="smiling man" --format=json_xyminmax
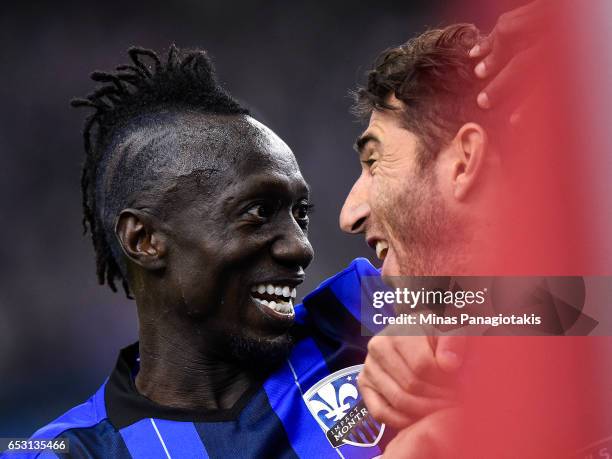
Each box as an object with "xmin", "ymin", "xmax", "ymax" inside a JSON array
[
  {"xmin": 339, "ymin": 24, "xmax": 502, "ymax": 457},
  {"xmin": 341, "ymin": 24, "xmax": 502, "ymax": 278},
  {"xmin": 18, "ymin": 46, "xmax": 391, "ymax": 458}
]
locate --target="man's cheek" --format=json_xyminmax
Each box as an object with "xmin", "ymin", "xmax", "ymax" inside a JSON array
[
  {"xmin": 372, "ymin": 182, "xmax": 402, "ymax": 233},
  {"xmin": 370, "ymin": 180, "xmax": 392, "ymax": 217}
]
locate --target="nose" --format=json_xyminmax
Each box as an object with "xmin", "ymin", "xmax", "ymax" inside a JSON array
[
  {"xmin": 271, "ymin": 218, "xmax": 314, "ymax": 270},
  {"xmin": 339, "ymin": 174, "xmax": 370, "ymax": 234}
]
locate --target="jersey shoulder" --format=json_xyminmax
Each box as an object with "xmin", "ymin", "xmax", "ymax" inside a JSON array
[
  {"xmin": 30, "ymin": 381, "xmax": 108, "ymax": 442},
  {"xmin": 298, "ymin": 258, "xmax": 387, "ymax": 342},
  {"xmin": 6, "ymin": 381, "xmax": 130, "ymax": 459}
]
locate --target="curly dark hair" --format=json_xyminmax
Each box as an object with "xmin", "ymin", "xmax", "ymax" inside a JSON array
[
  {"xmin": 353, "ymin": 24, "xmax": 490, "ymax": 168},
  {"xmin": 71, "ymin": 45, "xmax": 249, "ymax": 296}
]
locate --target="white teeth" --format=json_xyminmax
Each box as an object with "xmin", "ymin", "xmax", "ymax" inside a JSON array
[
  {"xmin": 278, "ymin": 301, "xmax": 292, "ymax": 313},
  {"xmin": 251, "ymin": 283, "xmax": 299, "ymax": 313},
  {"xmin": 375, "ymin": 240, "xmax": 389, "ymax": 260},
  {"xmin": 252, "ymin": 284, "xmax": 298, "ymax": 298},
  {"xmin": 253, "ymin": 297, "xmax": 294, "ymax": 316}
]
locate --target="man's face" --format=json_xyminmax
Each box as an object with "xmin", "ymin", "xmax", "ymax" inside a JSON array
[
  {"xmin": 340, "ymin": 100, "xmax": 454, "ymax": 276},
  {"xmin": 155, "ymin": 115, "xmax": 313, "ymax": 363}
]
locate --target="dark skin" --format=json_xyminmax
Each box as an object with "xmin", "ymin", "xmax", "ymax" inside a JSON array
[{"xmin": 114, "ymin": 113, "xmax": 314, "ymax": 410}]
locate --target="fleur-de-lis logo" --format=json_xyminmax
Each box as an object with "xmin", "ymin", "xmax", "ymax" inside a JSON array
[
  {"xmin": 303, "ymin": 365, "xmax": 385, "ymax": 449},
  {"xmin": 308, "ymin": 381, "xmax": 359, "ymax": 422}
]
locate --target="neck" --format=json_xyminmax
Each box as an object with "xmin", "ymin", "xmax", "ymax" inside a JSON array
[
  {"xmin": 134, "ymin": 321, "xmax": 258, "ymax": 411},
  {"xmin": 444, "ymin": 214, "xmax": 501, "ymax": 276}
]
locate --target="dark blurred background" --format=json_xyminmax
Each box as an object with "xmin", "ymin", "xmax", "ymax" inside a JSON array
[{"xmin": 0, "ymin": 0, "xmax": 518, "ymax": 436}]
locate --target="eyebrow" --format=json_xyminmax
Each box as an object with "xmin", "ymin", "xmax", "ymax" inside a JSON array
[
  {"xmin": 222, "ymin": 175, "xmax": 311, "ymax": 211},
  {"xmin": 354, "ymin": 133, "xmax": 380, "ymax": 155}
]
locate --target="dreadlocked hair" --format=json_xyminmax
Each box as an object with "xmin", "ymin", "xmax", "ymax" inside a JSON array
[{"xmin": 71, "ymin": 45, "xmax": 249, "ymax": 296}]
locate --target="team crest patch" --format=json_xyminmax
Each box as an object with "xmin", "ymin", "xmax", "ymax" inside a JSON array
[{"xmin": 303, "ymin": 364, "xmax": 385, "ymax": 448}]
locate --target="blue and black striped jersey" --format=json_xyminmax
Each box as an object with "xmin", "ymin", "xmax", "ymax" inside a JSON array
[{"xmin": 11, "ymin": 258, "xmax": 392, "ymax": 458}]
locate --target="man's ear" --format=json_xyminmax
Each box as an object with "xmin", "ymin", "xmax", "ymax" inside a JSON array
[
  {"xmin": 115, "ymin": 209, "xmax": 167, "ymax": 271},
  {"xmin": 451, "ymin": 123, "xmax": 487, "ymax": 201}
]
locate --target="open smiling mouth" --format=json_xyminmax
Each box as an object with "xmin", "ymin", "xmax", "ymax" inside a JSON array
[{"xmin": 250, "ymin": 283, "xmax": 298, "ymax": 319}]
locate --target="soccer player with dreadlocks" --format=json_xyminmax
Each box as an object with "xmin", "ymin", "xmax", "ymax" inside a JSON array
[{"xmin": 19, "ymin": 45, "xmax": 400, "ymax": 458}]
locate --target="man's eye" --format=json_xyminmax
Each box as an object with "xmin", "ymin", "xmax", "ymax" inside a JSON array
[
  {"xmin": 361, "ymin": 158, "xmax": 376, "ymax": 169},
  {"xmin": 293, "ymin": 202, "xmax": 314, "ymax": 224},
  {"xmin": 246, "ymin": 203, "xmax": 273, "ymax": 219}
]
